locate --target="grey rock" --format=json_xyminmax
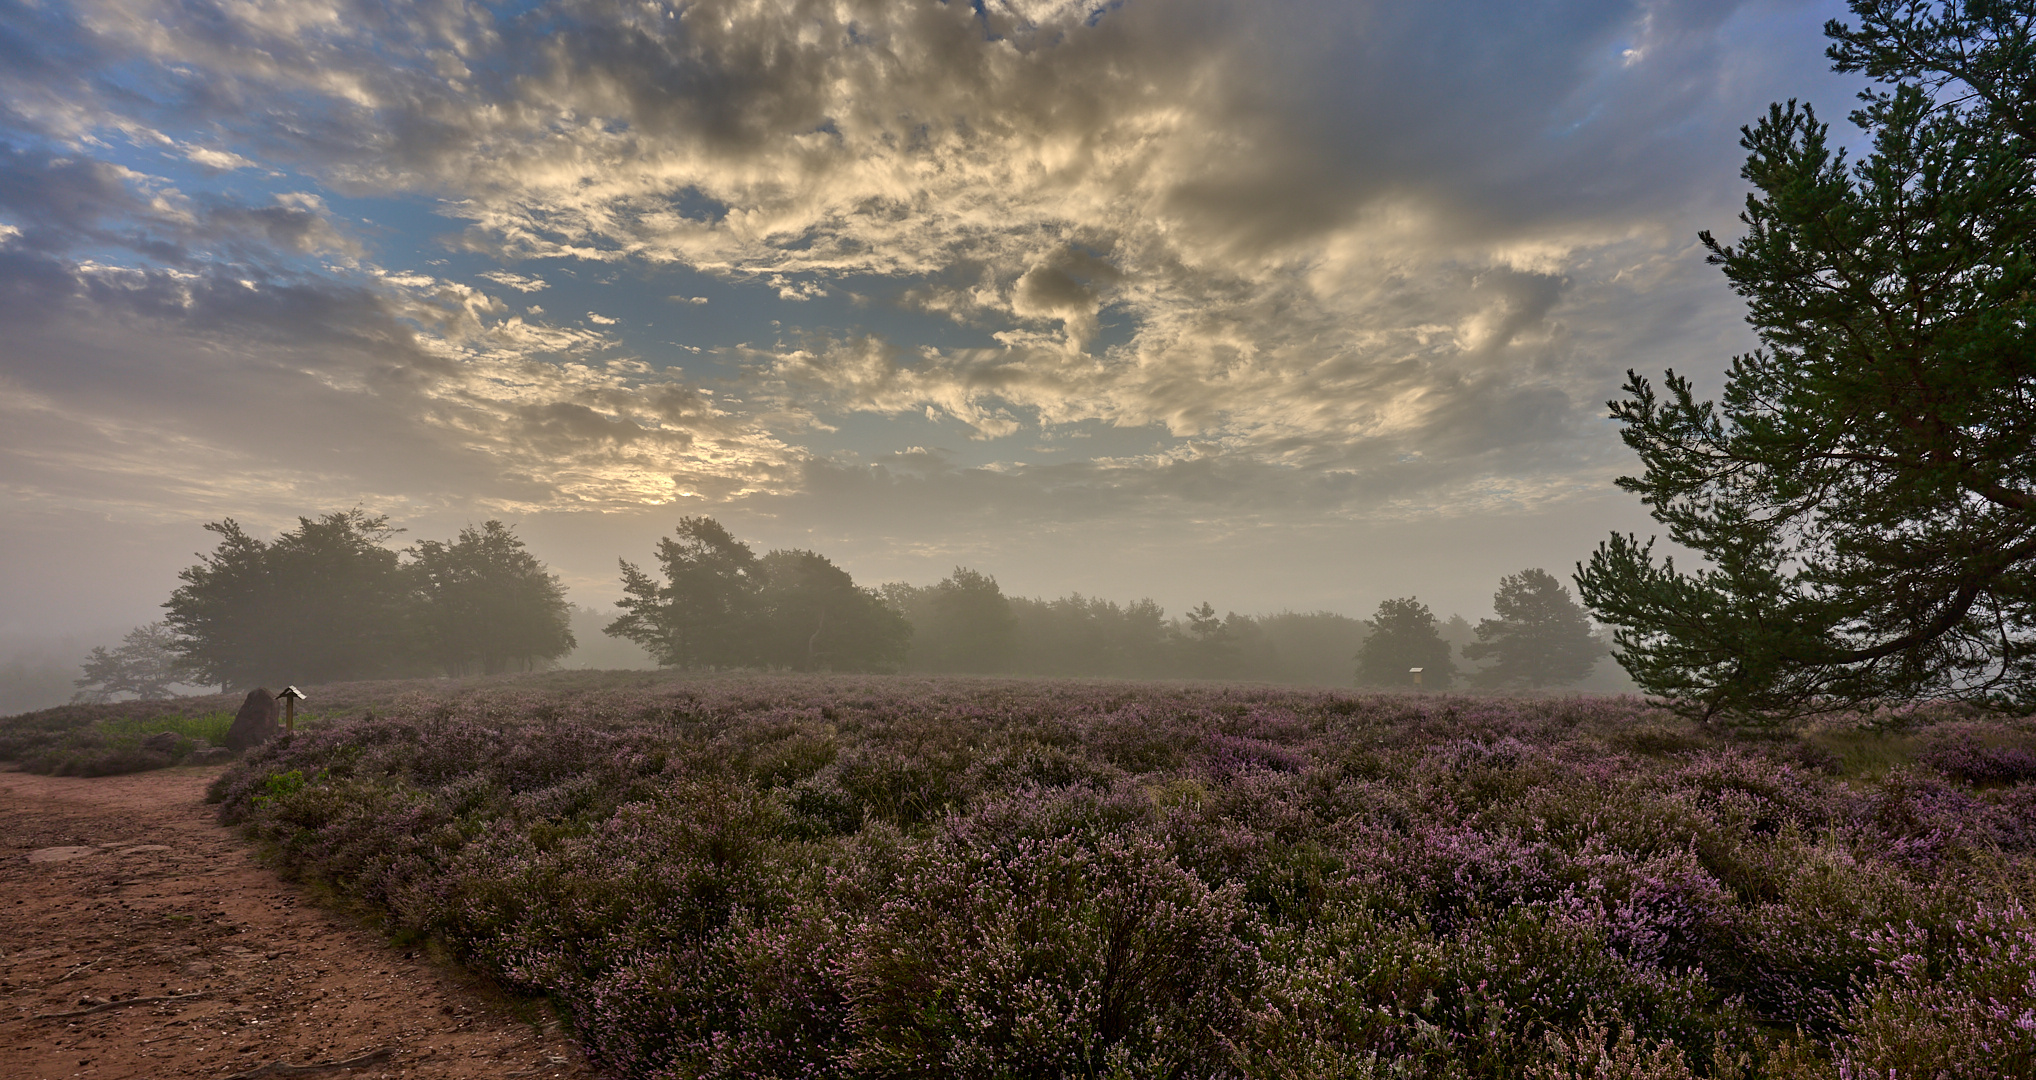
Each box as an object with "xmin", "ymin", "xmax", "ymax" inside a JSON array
[
  {"xmin": 190, "ymin": 747, "xmax": 235, "ymax": 764},
  {"xmin": 224, "ymin": 687, "xmax": 281, "ymax": 752},
  {"xmin": 141, "ymin": 731, "xmax": 180, "ymax": 753}
]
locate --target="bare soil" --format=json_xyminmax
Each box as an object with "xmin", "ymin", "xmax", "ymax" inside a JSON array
[{"xmin": 0, "ymin": 765, "xmax": 595, "ymax": 1080}]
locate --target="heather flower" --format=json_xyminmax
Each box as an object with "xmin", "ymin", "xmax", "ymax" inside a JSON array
[{"xmin": 191, "ymin": 675, "xmax": 2036, "ymax": 1079}]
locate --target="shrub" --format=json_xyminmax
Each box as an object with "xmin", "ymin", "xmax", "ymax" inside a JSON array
[
  {"xmin": 1834, "ymin": 901, "xmax": 2036, "ymax": 1080},
  {"xmin": 192, "ymin": 675, "xmax": 2036, "ymax": 1079},
  {"xmin": 1915, "ymin": 723, "xmax": 2036, "ymax": 786}
]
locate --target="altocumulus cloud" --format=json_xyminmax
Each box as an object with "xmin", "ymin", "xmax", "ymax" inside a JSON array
[{"xmin": 0, "ymin": 0, "xmax": 1849, "ymax": 530}]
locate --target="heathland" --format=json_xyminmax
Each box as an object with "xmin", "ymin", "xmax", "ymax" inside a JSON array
[{"xmin": 7, "ymin": 673, "xmax": 2035, "ymax": 1077}]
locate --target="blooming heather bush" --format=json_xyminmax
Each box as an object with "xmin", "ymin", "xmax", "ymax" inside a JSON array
[
  {"xmin": 206, "ymin": 676, "xmax": 2036, "ymax": 1078},
  {"xmin": 1916, "ymin": 724, "xmax": 2036, "ymax": 787},
  {"xmin": 846, "ymin": 810, "xmax": 1254, "ymax": 1075},
  {"xmin": 1834, "ymin": 901, "xmax": 2036, "ymax": 1080},
  {"xmin": 1528, "ymin": 1021, "xmax": 1700, "ymax": 1080}
]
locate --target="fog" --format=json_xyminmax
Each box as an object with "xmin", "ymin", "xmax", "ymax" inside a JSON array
[
  {"xmin": 3, "ymin": 507, "xmax": 1642, "ymax": 715},
  {"xmin": 0, "ymin": 0, "xmax": 1854, "ymax": 707}
]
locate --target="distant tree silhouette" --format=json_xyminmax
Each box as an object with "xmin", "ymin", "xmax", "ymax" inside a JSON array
[
  {"xmin": 74, "ymin": 622, "xmax": 192, "ymax": 701},
  {"xmin": 904, "ymin": 588, "xmax": 1371, "ymax": 684},
  {"xmin": 1178, "ymin": 601, "xmax": 1243, "ymax": 678},
  {"xmin": 1464, "ymin": 569, "xmax": 1604, "ymax": 688},
  {"xmin": 560, "ymin": 605, "xmax": 659, "ymax": 670},
  {"xmin": 927, "ymin": 568, "xmax": 1017, "ymax": 673},
  {"xmin": 410, "ymin": 521, "xmax": 575, "ymax": 675},
  {"xmin": 1355, "ymin": 597, "xmax": 1456, "ymax": 688},
  {"xmin": 1249, "ymin": 611, "xmax": 1370, "ymax": 685},
  {"xmin": 882, "ymin": 569, "xmax": 1017, "ymax": 673},
  {"xmin": 164, "ymin": 510, "xmax": 419, "ymax": 689},
  {"xmin": 1006, "ymin": 593, "xmax": 1172, "ymax": 677},
  {"xmin": 607, "ymin": 517, "xmax": 761, "ymax": 669},
  {"xmin": 755, "ymin": 549, "xmax": 910, "ymax": 671}
]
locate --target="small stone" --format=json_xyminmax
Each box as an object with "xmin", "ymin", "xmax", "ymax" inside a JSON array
[{"xmin": 26, "ymin": 846, "xmax": 99, "ymax": 863}]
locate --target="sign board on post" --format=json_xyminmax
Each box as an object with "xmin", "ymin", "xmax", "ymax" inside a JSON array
[{"xmin": 277, "ymin": 685, "xmax": 306, "ymax": 733}]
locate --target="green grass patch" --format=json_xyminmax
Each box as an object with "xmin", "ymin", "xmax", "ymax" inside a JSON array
[
  {"xmin": 2, "ymin": 707, "xmax": 242, "ymax": 776},
  {"xmin": 99, "ymin": 711, "xmax": 237, "ymax": 744},
  {"xmin": 1803, "ymin": 728, "xmax": 1919, "ymax": 781}
]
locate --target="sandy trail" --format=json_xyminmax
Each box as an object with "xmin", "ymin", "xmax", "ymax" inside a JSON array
[{"xmin": 0, "ymin": 765, "xmax": 593, "ymax": 1080}]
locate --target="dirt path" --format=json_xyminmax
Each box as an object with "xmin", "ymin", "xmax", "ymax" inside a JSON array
[{"xmin": 0, "ymin": 765, "xmax": 594, "ymax": 1080}]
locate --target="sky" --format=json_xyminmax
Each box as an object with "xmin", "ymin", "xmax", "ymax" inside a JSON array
[{"xmin": 0, "ymin": 0, "xmax": 1869, "ymax": 643}]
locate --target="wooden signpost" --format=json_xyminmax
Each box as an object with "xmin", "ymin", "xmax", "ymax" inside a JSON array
[{"xmin": 277, "ymin": 685, "xmax": 305, "ymax": 733}]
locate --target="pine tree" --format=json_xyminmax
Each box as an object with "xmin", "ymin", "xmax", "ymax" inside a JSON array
[
  {"xmin": 606, "ymin": 517, "xmax": 761, "ymax": 668},
  {"xmin": 74, "ymin": 622, "xmax": 192, "ymax": 701},
  {"xmin": 1464, "ymin": 570, "xmax": 1604, "ymax": 688},
  {"xmin": 1179, "ymin": 601, "xmax": 1243, "ymax": 678},
  {"xmin": 1578, "ymin": 1, "xmax": 2036, "ymax": 718}
]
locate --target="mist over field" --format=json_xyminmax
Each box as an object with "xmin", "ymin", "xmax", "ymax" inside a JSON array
[
  {"xmin": 0, "ymin": 512, "xmax": 1641, "ymax": 716},
  {"xmin": 0, "ymin": 0, "xmax": 1867, "ymax": 685}
]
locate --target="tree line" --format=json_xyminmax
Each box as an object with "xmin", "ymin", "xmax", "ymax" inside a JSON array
[
  {"xmin": 79, "ymin": 511, "xmax": 577, "ymax": 697},
  {"xmin": 879, "ymin": 563, "xmax": 1602, "ymax": 687},
  {"xmin": 55, "ymin": 5, "xmax": 2036, "ymax": 719},
  {"xmin": 80, "ymin": 512, "xmax": 1606, "ymax": 698},
  {"xmin": 597, "ymin": 518, "xmax": 1603, "ymax": 686}
]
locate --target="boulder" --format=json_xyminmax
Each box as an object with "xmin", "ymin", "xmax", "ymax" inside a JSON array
[
  {"xmin": 224, "ymin": 687, "xmax": 281, "ymax": 752},
  {"xmin": 141, "ymin": 731, "xmax": 180, "ymax": 753},
  {"xmin": 190, "ymin": 747, "xmax": 236, "ymax": 764}
]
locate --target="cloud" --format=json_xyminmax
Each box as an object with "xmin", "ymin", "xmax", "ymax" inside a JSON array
[
  {"xmin": 0, "ymin": 237, "xmax": 804, "ymax": 524},
  {"xmin": 479, "ymin": 269, "xmax": 548, "ymax": 292},
  {"xmin": 0, "ymin": 142, "xmax": 358, "ymax": 264},
  {"xmin": 184, "ymin": 145, "xmax": 258, "ymax": 172},
  {"xmin": 54, "ymin": 3, "xmax": 1788, "ymax": 265},
  {"xmin": 0, "ymin": 0, "xmax": 1843, "ymax": 532}
]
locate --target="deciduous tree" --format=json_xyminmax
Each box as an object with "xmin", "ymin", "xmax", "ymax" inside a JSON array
[
  {"xmin": 930, "ymin": 567, "xmax": 1018, "ymax": 673},
  {"xmin": 889, "ymin": 568, "xmax": 1018, "ymax": 673},
  {"xmin": 755, "ymin": 549, "xmax": 911, "ymax": 672},
  {"xmin": 1355, "ymin": 598, "xmax": 1456, "ymax": 688},
  {"xmin": 164, "ymin": 511, "xmax": 418, "ymax": 689},
  {"xmin": 410, "ymin": 521, "xmax": 575, "ymax": 675}
]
